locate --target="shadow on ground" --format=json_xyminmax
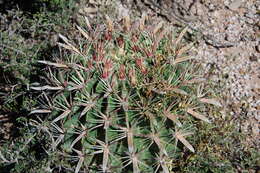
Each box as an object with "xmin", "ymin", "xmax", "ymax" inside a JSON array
[{"xmin": 0, "ymin": 0, "xmax": 61, "ymax": 14}]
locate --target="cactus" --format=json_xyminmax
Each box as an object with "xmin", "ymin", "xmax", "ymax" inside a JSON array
[{"xmin": 32, "ymin": 14, "xmax": 220, "ymax": 172}]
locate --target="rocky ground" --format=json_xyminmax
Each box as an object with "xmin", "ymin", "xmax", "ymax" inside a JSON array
[
  {"xmin": 175, "ymin": 0, "xmax": 260, "ymax": 146},
  {"xmin": 192, "ymin": 0, "xmax": 259, "ymax": 147}
]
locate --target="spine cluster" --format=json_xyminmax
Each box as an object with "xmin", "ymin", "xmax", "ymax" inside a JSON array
[{"xmin": 32, "ymin": 14, "xmax": 219, "ymax": 173}]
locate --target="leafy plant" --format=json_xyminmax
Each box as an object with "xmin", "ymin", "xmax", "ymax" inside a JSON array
[
  {"xmin": 31, "ymin": 15, "xmax": 220, "ymax": 172},
  {"xmin": 0, "ymin": 0, "xmax": 76, "ymax": 113},
  {"xmin": 0, "ymin": 117, "xmax": 53, "ymax": 173}
]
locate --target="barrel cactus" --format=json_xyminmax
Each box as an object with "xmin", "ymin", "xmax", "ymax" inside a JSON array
[{"xmin": 31, "ymin": 14, "xmax": 220, "ymax": 172}]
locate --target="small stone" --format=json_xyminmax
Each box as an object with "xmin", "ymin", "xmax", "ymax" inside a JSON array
[
  {"xmin": 196, "ymin": 3, "xmax": 206, "ymax": 16},
  {"xmin": 228, "ymin": 0, "xmax": 243, "ymax": 10},
  {"xmin": 256, "ymin": 45, "xmax": 260, "ymax": 53},
  {"xmin": 50, "ymin": 34, "xmax": 58, "ymax": 47},
  {"xmin": 249, "ymin": 56, "xmax": 257, "ymax": 62},
  {"xmin": 208, "ymin": 4, "xmax": 215, "ymax": 11}
]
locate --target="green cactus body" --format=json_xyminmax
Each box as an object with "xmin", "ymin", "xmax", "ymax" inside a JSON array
[{"xmin": 33, "ymin": 15, "xmax": 218, "ymax": 173}]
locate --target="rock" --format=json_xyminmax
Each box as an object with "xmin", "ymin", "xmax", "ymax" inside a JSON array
[
  {"xmin": 196, "ymin": 3, "xmax": 207, "ymax": 16},
  {"xmin": 228, "ymin": 0, "xmax": 243, "ymax": 10},
  {"xmin": 256, "ymin": 45, "xmax": 260, "ymax": 53},
  {"xmin": 116, "ymin": 1, "xmax": 130, "ymax": 19},
  {"xmin": 249, "ymin": 55, "xmax": 258, "ymax": 62}
]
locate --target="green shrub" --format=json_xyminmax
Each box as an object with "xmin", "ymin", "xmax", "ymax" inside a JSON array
[{"xmin": 0, "ymin": 0, "xmax": 76, "ymax": 113}]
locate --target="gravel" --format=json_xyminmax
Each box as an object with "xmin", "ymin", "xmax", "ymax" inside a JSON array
[
  {"xmin": 182, "ymin": 0, "xmax": 259, "ymax": 143},
  {"xmin": 190, "ymin": 0, "xmax": 259, "ymax": 116}
]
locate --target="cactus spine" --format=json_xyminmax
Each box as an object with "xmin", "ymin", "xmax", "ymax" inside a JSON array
[{"xmin": 33, "ymin": 14, "xmax": 218, "ymax": 173}]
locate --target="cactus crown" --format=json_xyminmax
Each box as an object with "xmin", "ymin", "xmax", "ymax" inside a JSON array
[{"xmin": 33, "ymin": 14, "xmax": 217, "ymax": 172}]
